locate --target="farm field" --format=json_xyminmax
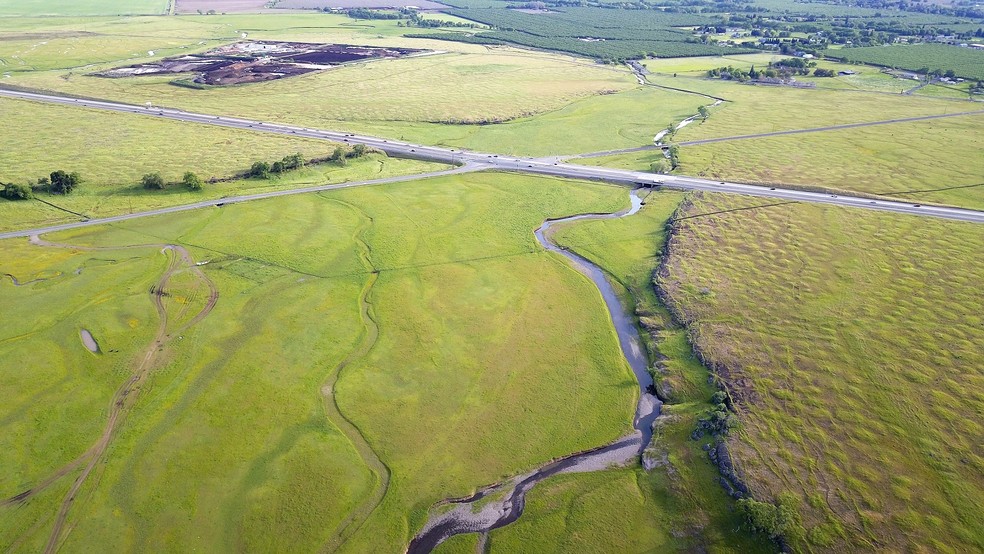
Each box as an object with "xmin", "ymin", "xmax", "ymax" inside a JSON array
[
  {"xmin": 658, "ymin": 193, "xmax": 984, "ymax": 552},
  {"xmin": 0, "ymin": 172, "xmax": 643, "ymax": 552}
]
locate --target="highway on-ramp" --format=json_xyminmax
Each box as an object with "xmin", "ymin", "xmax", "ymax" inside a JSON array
[{"xmin": 3, "ymin": 87, "xmax": 984, "ymax": 232}]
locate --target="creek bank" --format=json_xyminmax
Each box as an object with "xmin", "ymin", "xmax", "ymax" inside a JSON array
[{"xmin": 406, "ymin": 189, "xmax": 661, "ymax": 553}]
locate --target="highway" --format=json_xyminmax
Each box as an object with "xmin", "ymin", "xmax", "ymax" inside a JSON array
[{"xmin": 3, "ymin": 87, "xmax": 984, "ymax": 229}]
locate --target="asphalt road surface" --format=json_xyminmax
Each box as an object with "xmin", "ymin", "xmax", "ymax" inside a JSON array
[{"xmin": 3, "ymin": 87, "xmax": 983, "ymax": 232}]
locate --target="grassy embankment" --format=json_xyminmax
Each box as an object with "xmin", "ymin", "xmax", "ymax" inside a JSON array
[
  {"xmin": 475, "ymin": 190, "xmax": 772, "ymax": 553},
  {"xmin": 658, "ymin": 193, "xmax": 984, "ymax": 552},
  {"xmin": 578, "ymin": 75, "xmax": 984, "ymax": 209},
  {"xmin": 0, "ymin": 172, "xmax": 641, "ymax": 552}
]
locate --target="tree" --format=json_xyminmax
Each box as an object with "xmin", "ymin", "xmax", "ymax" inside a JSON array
[
  {"xmin": 49, "ymin": 170, "xmax": 81, "ymax": 194},
  {"xmin": 249, "ymin": 161, "xmax": 271, "ymax": 178},
  {"xmin": 283, "ymin": 152, "xmax": 305, "ymax": 170},
  {"xmin": 351, "ymin": 144, "xmax": 368, "ymax": 158},
  {"xmin": 330, "ymin": 146, "xmax": 347, "ymax": 166},
  {"xmin": 667, "ymin": 145, "xmax": 681, "ymax": 169},
  {"xmin": 736, "ymin": 499, "xmax": 795, "ymax": 539},
  {"xmin": 183, "ymin": 171, "xmax": 203, "ymax": 191},
  {"xmin": 650, "ymin": 159, "xmax": 671, "ymax": 174},
  {"xmin": 271, "ymin": 160, "xmax": 286, "ymax": 174},
  {"xmin": 141, "ymin": 172, "xmax": 166, "ymax": 190},
  {"xmin": 1, "ymin": 182, "xmax": 33, "ymax": 200},
  {"xmin": 697, "ymin": 105, "xmax": 709, "ymax": 121}
]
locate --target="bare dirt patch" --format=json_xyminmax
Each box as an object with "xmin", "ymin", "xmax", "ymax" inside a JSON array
[{"xmin": 93, "ymin": 40, "xmax": 427, "ymax": 86}]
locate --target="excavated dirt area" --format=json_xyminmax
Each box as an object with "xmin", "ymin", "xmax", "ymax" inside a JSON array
[{"xmin": 93, "ymin": 41, "xmax": 427, "ymax": 86}]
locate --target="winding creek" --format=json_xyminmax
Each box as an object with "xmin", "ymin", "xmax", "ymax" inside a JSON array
[{"xmin": 407, "ymin": 189, "xmax": 662, "ymax": 553}]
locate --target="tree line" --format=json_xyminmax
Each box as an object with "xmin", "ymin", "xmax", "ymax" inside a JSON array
[{"xmin": 1, "ymin": 170, "xmax": 82, "ymax": 200}]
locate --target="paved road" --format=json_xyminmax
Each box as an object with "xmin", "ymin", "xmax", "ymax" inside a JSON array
[{"xmin": 3, "ymin": 88, "xmax": 984, "ymax": 229}]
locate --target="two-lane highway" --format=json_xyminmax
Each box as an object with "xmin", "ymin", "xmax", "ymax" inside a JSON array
[{"xmin": 3, "ymin": 87, "xmax": 984, "ymax": 227}]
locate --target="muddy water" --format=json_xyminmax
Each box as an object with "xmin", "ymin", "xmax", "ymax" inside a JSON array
[
  {"xmin": 407, "ymin": 189, "xmax": 661, "ymax": 553},
  {"xmin": 80, "ymin": 330, "xmax": 99, "ymax": 353}
]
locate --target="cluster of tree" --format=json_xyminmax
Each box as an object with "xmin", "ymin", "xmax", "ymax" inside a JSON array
[
  {"xmin": 813, "ymin": 68, "xmax": 836, "ymax": 77},
  {"xmin": 0, "ymin": 182, "xmax": 33, "ymax": 200},
  {"xmin": 735, "ymin": 493, "xmax": 802, "ymax": 542},
  {"xmin": 1, "ymin": 170, "xmax": 82, "ymax": 200},
  {"xmin": 693, "ymin": 390, "xmax": 738, "ymax": 438},
  {"xmin": 249, "ymin": 146, "xmax": 372, "ymax": 179},
  {"xmin": 141, "ymin": 171, "xmax": 204, "ymax": 191},
  {"xmin": 249, "ymin": 152, "xmax": 307, "ymax": 179},
  {"xmin": 708, "ymin": 58, "xmax": 823, "ymax": 81}
]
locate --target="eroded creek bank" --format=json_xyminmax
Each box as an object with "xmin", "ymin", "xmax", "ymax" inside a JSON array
[{"xmin": 407, "ymin": 189, "xmax": 661, "ymax": 553}]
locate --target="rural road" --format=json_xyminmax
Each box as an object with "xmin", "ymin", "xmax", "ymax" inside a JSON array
[{"xmin": 3, "ymin": 88, "xmax": 984, "ymax": 229}]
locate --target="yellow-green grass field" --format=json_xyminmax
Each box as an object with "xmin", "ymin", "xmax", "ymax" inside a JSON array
[
  {"xmin": 0, "ymin": 171, "xmax": 642, "ymax": 552},
  {"xmin": 658, "ymin": 193, "xmax": 984, "ymax": 552},
  {"xmin": 640, "ymin": 74, "xmax": 982, "ymax": 141},
  {"xmin": 360, "ymin": 85, "xmax": 708, "ymax": 157},
  {"xmin": 0, "ymin": 0, "xmax": 168, "ymax": 17},
  {"xmin": 0, "ymin": 97, "xmax": 447, "ymax": 232},
  {"xmin": 0, "ymin": 96, "xmax": 344, "ymax": 186},
  {"xmin": 5, "ymin": 21, "xmax": 636, "ymax": 127},
  {"xmin": 0, "ymin": 14, "xmax": 719, "ymax": 156},
  {"xmin": 480, "ymin": 191, "xmax": 771, "ymax": 553},
  {"xmin": 677, "ymin": 114, "xmax": 984, "ymax": 210},
  {"xmin": 580, "ymin": 98, "xmax": 984, "ymax": 209}
]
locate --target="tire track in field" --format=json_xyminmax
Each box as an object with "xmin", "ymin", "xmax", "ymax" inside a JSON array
[
  {"xmin": 0, "ymin": 235, "xmax": 218, "ymax": 552},
  {"xmin": 315, "ymin": 198, "xmax": 391, "ymax": 553}
]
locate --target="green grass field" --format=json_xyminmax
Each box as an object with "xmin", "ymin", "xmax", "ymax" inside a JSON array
[
  {"xmin": 0, "ymin": 172, "xmax": 642, "ymax": 552},
  {"xmin": 658, "ymin": 193, "xmax": 984, "ymax": 552}
]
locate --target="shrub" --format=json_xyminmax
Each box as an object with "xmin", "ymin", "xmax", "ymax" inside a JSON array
[
  {"xmin": 183, "ymin": 172, "xmax": 203, "ymax": 191},
  {"xmin": 141, "ymin": 172, "xmax": 166, "ymax": 190},
  {"xmin": 736, "ymin": 498, "xmax": 797, "ymax": 539},
  {"xmin": 249, "ymin": 161, "xmax": 271, "ymax": 178},
  {"xmin": 0, "ymin": 182, "xmax": 33, "ymax": 200},
  {"xmin": 49, "ymin": 170, "xmax": 81, "ymax": 194}
]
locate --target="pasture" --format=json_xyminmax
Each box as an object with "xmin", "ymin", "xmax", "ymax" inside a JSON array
[{"xmin": 0, "ymin": 172, "xmax": 640, "ymax": 552}]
